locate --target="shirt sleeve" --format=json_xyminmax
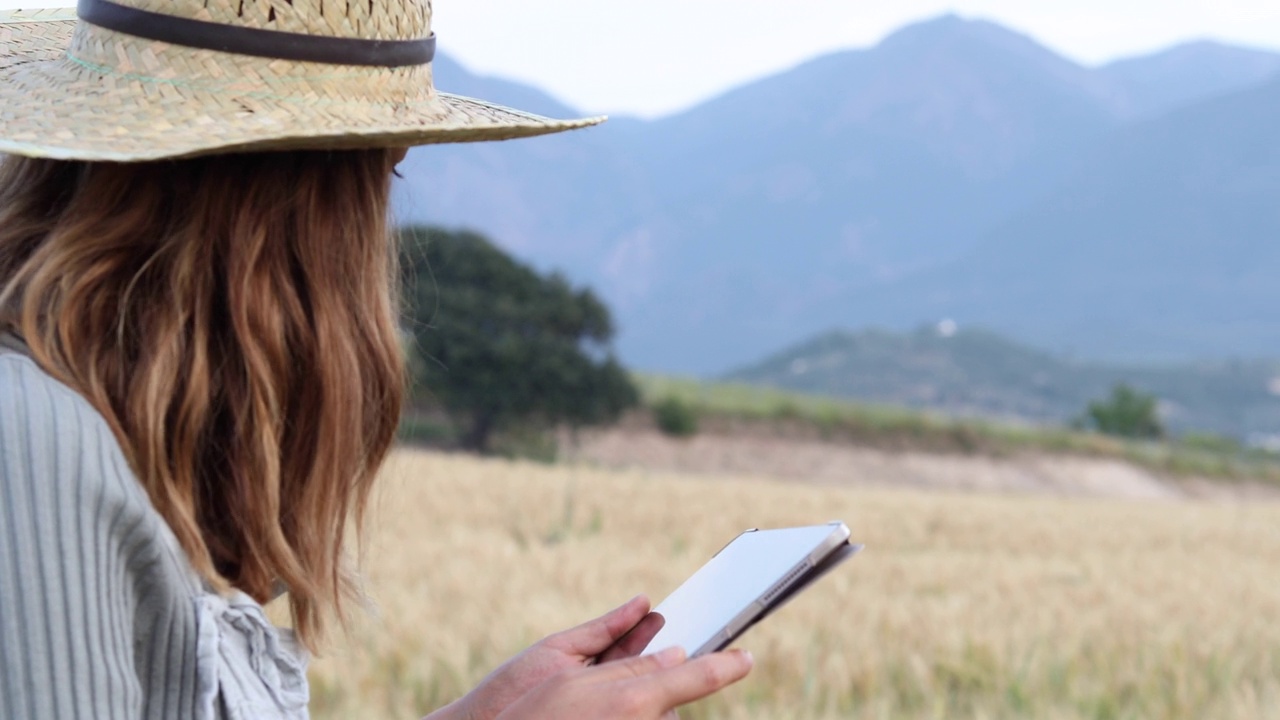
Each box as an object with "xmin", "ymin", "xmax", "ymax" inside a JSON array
[{"xmin": 0, "ymin": 354, "xmax": 145, "ymax": 719}]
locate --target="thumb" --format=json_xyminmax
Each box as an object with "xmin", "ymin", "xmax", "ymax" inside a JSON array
[{"xmin": 551, "ymin": 595, "xmax": 652, "ymax": 656}]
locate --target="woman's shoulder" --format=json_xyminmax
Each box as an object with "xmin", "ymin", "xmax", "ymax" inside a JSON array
[
  {"xmin": 0, "ymin": 339, "xmax": 206, "ymax": 597},
  {"xmin": 1, "ymin": 332, "xmax": 113, "ymax": 435},
  {"xmin": 0, "ymin": 337, "xmax": 207, "ymax": 588},
  {"xmin": 0, "ymin": 338, "xmax": 310, "ymax": 719},
  {"xmin": 0, "ymin": 333, "xmax": 114, "ymax": 429},
  {"xmin": 0, "ymin": 335, "xmax": 158, "ymax": 525}
]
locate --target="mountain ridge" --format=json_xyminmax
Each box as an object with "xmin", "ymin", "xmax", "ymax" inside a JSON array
[
  {"xmin": 842, "ymin": 73, "xmax": 1280, "ymax": 363},
  {"xmin": 397, "ymin": 16, "xmax": 1280, "ymax": 374}
]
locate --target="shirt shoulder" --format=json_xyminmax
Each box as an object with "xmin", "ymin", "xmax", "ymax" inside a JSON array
[
  {"xmin": 0, "ymin": 345, "xmax": 184, "ymax": 718},
  {"xmin": 0, "ymin": 345, "xmax": 160, "ymax": 541},
  {"xmin": 0, "ymin": 341, "xmax": 310, "ymax": 720}
]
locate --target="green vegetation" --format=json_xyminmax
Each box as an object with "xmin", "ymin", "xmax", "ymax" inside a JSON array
[
  {"xmin": 653, "ymin": 396, "xmax": 700, "ymax": 437},
  {"xmin": 1083, "ymin": 384, "xmax": 1165, "ymax": 439},
  {"xmin": 390, "ymin": 224, "xmax": 1279, "ymax": 483},
  {"xmin": 634, "ymin": 375, "xmax": 1280, "ymax": 486},
  {"xmin": 727, "ymin": 326, "xmax": 1280, "ymax": 441},
  {"xmin": 399, "ymin": 226, "xmax": 637, "ymax": 453}
]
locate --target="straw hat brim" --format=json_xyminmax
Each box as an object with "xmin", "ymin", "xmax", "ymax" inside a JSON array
[{"xmin": 0, "ymin": 11, "xmax": 605, "ymax": 162}]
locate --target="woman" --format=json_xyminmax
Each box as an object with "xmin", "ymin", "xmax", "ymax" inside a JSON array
[{"xmin": 0, "ymin": 1, "xmax": 752, "ymax": 718}]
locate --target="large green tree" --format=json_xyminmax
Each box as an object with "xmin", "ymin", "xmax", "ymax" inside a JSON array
[{"xmin": 399, "ymin": 226, "xmax": 637, "ymax": 452}]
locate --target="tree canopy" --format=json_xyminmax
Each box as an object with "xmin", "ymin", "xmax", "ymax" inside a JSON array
[{"xmin": 399, "ymin": 226, "xmax": 637, "ymax": 452}]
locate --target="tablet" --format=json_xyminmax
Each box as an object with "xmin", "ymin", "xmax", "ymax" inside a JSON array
[{"xmin": 640, "ymin": 522, "xmax": 862, "ymax": 658}]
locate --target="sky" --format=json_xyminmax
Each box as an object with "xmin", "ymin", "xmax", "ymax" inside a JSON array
[{"xmin": 6, "ymin": 0, "xmax": 1280, "ymax": 117}]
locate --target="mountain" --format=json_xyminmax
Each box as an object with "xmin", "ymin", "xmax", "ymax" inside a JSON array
[
  {"xmin": 1101, "ymin": 41, "xmax": 1280, "ymax": 119},
  {"xmin": 432, "ymin": 53, "xmax": 581, "ymax": 119},
  {"xmin": 395, "ymin": 55, "xmax": 649, "ymax": 282},
  {"xmin": 396, "ymin": 20, "xmax": 1280, "ymax": 374},
  {"xmin": 844, "ymin": 73, "xmax": 1280, "ymax": 362},
  {"xmin": 592, "ymin": 16, "xmax": 1126, "ymax": 373},
  {"xmin": 725, "ymin": 326, "xmax": 1280, "ymax": 440}
]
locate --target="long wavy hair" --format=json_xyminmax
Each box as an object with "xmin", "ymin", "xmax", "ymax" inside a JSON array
[{"xmin": 0, "ymin": 150, "xmax": 406, "ymax": 649}]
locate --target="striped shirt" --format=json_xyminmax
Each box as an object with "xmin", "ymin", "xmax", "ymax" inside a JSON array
[{"xmin": 0, "ymin": 335, "xmax": 310, "ymax": 719}]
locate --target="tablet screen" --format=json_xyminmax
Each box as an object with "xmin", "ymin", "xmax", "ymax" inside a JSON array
[{"xmin": 641, "ymin": 524, "xmax": 848, "ymax": 657}]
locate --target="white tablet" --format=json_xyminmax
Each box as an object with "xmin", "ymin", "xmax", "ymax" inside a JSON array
[{"xmin": 641, "ymin": 522, "xmax": 862, "ymax": 658}]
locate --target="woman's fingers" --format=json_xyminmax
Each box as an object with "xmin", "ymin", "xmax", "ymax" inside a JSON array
[
  {"xmin": 645, "ymin": 650, "xmax": 754, "ymax": 710},
  {"xmin": 596, "ymin": 611, "xmax": 666, "ymax": 664},
  {"xmin": 491, "ymin": 647, "xmax": 750, "ymax": 718},
  {"xmin": 592, "ymin": 645, "xmax": 687, "ymax": 682},
  {"xmin": 549, "ymin": 595, "xmax": 652, "ymax": 657}
]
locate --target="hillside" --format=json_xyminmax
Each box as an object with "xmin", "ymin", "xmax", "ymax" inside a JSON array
[
  {"xmin": 399, "ymin": 19, "xmax": 1280, "ymax": 374},
  {"xmin": 724, "ymin": 326, "xmax": 1280, "ymax": 440}
]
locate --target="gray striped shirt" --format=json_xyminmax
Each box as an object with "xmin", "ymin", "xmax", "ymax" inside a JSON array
[{"xmin": 0, "ymin": 335, "xmax": 310, "ymax": 719}]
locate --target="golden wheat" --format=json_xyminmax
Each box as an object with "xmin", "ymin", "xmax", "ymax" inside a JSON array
[{"xmin": 300, "ymin": 448, "xmax": 1280, "ymax": 719}]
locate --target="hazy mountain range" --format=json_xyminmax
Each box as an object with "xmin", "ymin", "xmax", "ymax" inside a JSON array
[
  {"xmin": 395, "ymin": 15, "xmax": 1280, "ymax": 375},
  {"xmin": 725, "ymin": 325, "xmax": 1280, "ymax": 440}
]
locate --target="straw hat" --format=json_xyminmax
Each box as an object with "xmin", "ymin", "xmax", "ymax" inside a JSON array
[{"xmin": 0, "ymin": 0, "xmax": 604, "ymax": 161}]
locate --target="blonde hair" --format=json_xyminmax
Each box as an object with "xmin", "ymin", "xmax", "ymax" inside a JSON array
[{"xmin": 0, "ymin": 150, "xmax": 406, "ymax": 649}]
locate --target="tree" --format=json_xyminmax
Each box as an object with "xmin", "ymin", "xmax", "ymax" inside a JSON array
[
  {"xmin": 399, "ymin": 226, "xmax": 638, "ymax": 452},
  {"xmin": 653, "ymin": 396, "xmax": 699, "ymax": 438},
  {"xmin": 1084, "ymin": 384, "xmax": 1164, "ymax": 439}
]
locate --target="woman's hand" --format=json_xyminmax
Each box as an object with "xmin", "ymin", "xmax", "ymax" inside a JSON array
[
  {"xmin": 439, "ymin": 595, "xmax": 671, "ymax": 720},
  {"xmin": 494, "ymin": 646, "xmax": 753, "ymax": 719}
]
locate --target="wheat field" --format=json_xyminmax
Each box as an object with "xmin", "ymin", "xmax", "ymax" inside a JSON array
[{"xmin": 301, "ymin": 448, "xmax": 1280, "ymax": 719}]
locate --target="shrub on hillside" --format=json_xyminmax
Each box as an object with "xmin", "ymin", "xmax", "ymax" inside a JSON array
[
  {"xmin": 654, "ymin": 396, "xmax": 699, "ymax": 438},
  {"xmin": 1084, "ymin": 384, "xmax": 1165, "ymax": 440}
]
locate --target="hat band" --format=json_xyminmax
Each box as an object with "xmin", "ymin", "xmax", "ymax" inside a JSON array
[{"xmin": 76, "ymin": 0, "xmax": 437, "ymax": 67}]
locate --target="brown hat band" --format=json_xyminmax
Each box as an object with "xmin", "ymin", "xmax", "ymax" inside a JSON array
[{"xmin": 76, "ymin": 0, "xmax": 437, "ymax": 67}]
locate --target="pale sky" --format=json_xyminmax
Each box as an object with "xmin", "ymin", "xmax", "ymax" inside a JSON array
[{"xmin": 6, "ymin": 0, "xmax": 1280, "ymax": 117}]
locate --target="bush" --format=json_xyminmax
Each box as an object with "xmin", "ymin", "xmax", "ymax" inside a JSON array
[
  {"xmin": 1084, "ymin": 384, "xmax": 1164, "ymax": 440},
  {"xmin": 654, "ymin": 397, "xmax": 699, "ymax": 437}
]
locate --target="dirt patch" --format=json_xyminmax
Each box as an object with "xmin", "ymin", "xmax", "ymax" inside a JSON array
[{"xmin": 561, "ymin": 427, "xmax": 1280, "ymax": 502}]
